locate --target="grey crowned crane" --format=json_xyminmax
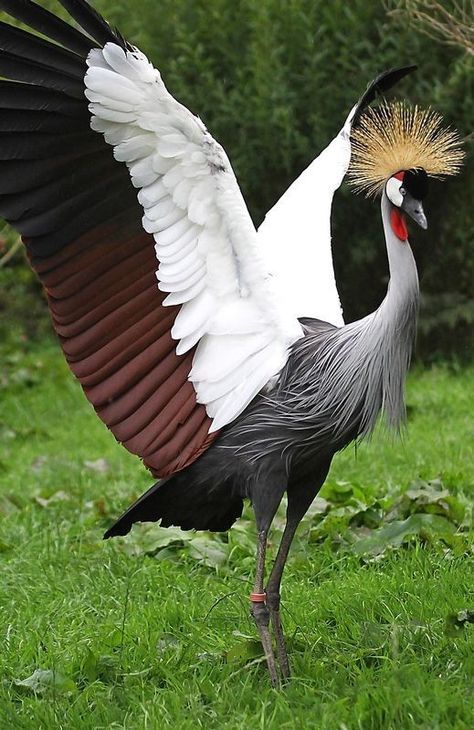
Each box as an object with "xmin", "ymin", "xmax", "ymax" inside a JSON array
[{"xmin": 0, "ymin": 0, "xmax": 463, "ymax": 686}]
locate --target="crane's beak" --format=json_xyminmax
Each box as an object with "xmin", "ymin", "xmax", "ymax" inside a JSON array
[{"xmin": 401, "ymin": 193, "xmax": 428, "ymax": 230}]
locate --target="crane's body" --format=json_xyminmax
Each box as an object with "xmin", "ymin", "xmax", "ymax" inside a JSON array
[
  {"xmin": 0, "ymin": 0, "xmax": 462, "ymax": 687},
  {"xmin": 108, "ymin": 189, "xmax": 420, "ymax": 538}
]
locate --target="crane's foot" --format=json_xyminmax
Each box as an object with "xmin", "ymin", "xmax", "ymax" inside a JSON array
[
  {"xmin": 250, "ymin": 595, "xmax": 280, "ymax": 688},
  {"xmin": 267, "ymin": 591, "xmax": 290, "ymax": 680}
]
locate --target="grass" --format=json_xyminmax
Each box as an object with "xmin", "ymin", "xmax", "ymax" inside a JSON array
[{"xmin": 0, "ymin": 339, "xmax": 473, "ymax": 729}]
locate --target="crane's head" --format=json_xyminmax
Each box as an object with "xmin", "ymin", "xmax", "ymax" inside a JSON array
[
  {"xmin": 348, "ymin": 101, "xmax": 464, "ymax": 233},
  {"xmin": 385, "ymin": 168, "xmax": 428, "ymax": 229}
]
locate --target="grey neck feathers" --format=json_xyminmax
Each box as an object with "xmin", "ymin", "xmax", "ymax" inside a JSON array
[
  {"xmin": 227, "ymin": 191, "xmax": 420, "ymax": 468},
  {"xmin": 321, "ymin": 189, "xmax": 420, "ymax": 438},
  {"xmin": 312, "ymin": 191, "xmax": 418, "ymax": 436}
]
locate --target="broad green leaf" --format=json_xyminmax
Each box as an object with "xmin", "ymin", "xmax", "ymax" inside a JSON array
[
  {"xmin": 386, "ymin": 480, "xmax": 466, "ymax": 524},
  {"xmin": 145, "ymin": 526, "xmax": 192, "ymax": 551},
  {"xmin": 225, "ymin": 639, "xmax": 263, "ymax": 664},
  {"xmin": 443, "ymin": 495, "xmax": 467, "ymax": 524},
  {"xmin": 349, "ymin": 504, "xmax": 383, "ymax": 529},
  {"xmin": 104, "ymin": 629, "xmax": 123, "ymax": 649},
  {"xmin": 78, "ymin": 649, "xmax": 118, "ymax": 685},
  {"xmin": 152, "ymin": 546, "xmax": 183, "ymax": 562},
  {"xmin": 304, "ymin": 496, "xmax": 330, "ymax": 519},
  {"xmin": 321, "ymin": 481, "xmax": 354, "ymax": 504},
  {"xmin": 188, "ymin": 536, "xmax": 229, "ymax": 568},
  {"xmin": 14, "ymin": 669, "xmax": 76, "ymax": 695},
  {"xmin": 120, "ymin": 524, "xmax": 192, "ymax": 556},
  {"xmin": 353, "ymin": 513, "xmax": 457, "ymax": 556},
  {"xmin": 228, "ymin": 522, "xmax": 256, "ymax": 554},
  {"xmin": 81, "ymin": 649, "xmax": 99, "ymax": 684}
]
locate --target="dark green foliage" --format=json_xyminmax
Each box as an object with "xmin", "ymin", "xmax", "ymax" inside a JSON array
[{"xmin": 0, "ymin": 0, "xmax": 472, "ymax": 358}]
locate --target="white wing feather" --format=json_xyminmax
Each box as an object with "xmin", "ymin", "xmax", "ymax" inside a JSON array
[
  {"xmin": 85, "ymin": 43, "xmax": 303, "ymax": 432},
  {"xmin": 258, "ymin": 107, "xmax": 357, "ymax": 328}
]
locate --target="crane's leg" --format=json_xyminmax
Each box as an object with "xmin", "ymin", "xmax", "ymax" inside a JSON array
[
  {"xmin": 265, "ymin": 517, "xmax": 300, "ymax": 680},
  {"xmin": 266, "ymin": 462, "xmax": 332, "ymax": 679},
  {"xmin": 250, "ymin": 469, "xmax": 287, "ymax": 687},
  {"xmin": 250, "ymin": 529, "xmax": 279, "ymax": 687}
]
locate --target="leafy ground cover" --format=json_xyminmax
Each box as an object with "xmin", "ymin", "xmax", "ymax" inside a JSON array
[{"xmin": 0, "ymin": 340, "xmax": 473, "ymax": 729}]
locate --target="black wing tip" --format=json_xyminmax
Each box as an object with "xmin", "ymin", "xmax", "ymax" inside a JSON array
[
  {"xmin": 103, "ymin": 520, "xmax": 132, "ymax": 539},
  {"xmin": 0, "ymin": 0, "xmax": 129, "ymax": 54},
  {"xmin": 0, "ymin": 0, "xmax": 95, "ymax": 56},
  {"xmin": 102, "ymin": 480, "xmax": 165, "ymax": 540},
  {"xmin": 373, "ymin": 64, "xmax": 417, "ymax": 87},
  {"xmin": 58, "ymin": 0, "xmax": 128, "ymax": 50},
  {"xmin": 352, "ymin": 65, "xmax": 418, "ymax": 127}
]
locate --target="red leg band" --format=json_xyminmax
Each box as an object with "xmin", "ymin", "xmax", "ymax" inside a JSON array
[{"xmin": 250, "ymin": 592, "xmax": 267, "ymax": 603}]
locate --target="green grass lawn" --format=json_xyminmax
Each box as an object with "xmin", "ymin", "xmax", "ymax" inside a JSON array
[{"xmin": 0, "ymin": 341, "xmax": 473, "ymax": 729}]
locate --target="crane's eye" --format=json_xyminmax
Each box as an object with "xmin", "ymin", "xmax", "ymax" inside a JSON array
[{"xmin": 400, "ymin": 187, "xmax": 406, "ymax": 196}]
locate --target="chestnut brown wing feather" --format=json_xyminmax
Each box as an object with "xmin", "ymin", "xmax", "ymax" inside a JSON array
[{"xmin": 0, "ymin": 2, "xmax": 217, "ymax": 477}]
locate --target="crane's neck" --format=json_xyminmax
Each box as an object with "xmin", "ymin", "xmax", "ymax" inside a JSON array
[
  {"xmin": 379, "ymin": 190, "xmax": 420, "ymax": 315},
  {"xmin": 353, "ymin": 189, "xmax": 420, "ymax": 433},
  {"xmin": 313, "ymin": 190, "xmax": 420, "ymax": 439}
]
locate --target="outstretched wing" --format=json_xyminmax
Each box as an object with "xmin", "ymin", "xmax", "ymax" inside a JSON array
[
  {"xmin": 258, "ymin": 66, "xmax": 416, "ymax": 327},
  {"xmin": 0, "ymin": 0, "xmax": 301, "ymax": 476}
]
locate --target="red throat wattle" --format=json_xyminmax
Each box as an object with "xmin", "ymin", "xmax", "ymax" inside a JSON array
[{"xmin": 390, "ymin": 208, "xmax": 408, "ymax": 241}]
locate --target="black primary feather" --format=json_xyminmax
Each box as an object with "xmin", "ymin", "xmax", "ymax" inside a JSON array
[
  {"xmin": 58, "ymin": 0, "xmax": 127, "ymax": 49},
  {"xmin": 0, "ymin": 108, "xmax": 84, "ymax": 135},
  {"xmin": 351, "ymin": 65, "xmax": 417, "ymax": 127},
  {"xmin": 27, "ymin": 195, "xmax": 141, "ymax": 259},
  {"xmin": 0, "ymin": 152, "xmax": 94, "ymax": 194},
  {"xmin": 0, "ymin": 82, "xmax": 87, "ymax": 116},
  {"xmin": 0, "ymin": 157, "xmax": 116, "ymax": 220},
  {"xmin": 0, "ymin": 0, "xmax": 94, "ymax": 56},
  {"xmin": 0, "ymin": 129, "xmax": 101, "ymax": 160},
  {"xmin": 0, "ymin": 21, "xmax": 86, "ymax": 77},
  {"xmin": 104, "ymin": 472, "xmax": 245, "ymax": 537},
  {"xmin": 0, "ymin": 51, "xmax": 85, "ymax": 97},
  {"xmin": 0, "ymin": 1, "xmax": 139, "ymax": 257}
]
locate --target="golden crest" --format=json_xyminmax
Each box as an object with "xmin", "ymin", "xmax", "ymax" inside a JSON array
[{"xmin": 348, "ymin": 101, "xmax": 464, "ymax": 196}]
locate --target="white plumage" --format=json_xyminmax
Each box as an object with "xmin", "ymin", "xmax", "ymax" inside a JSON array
[
  {"xmin": 85, "ymin": 44, "xmax": 304, "ymax": 432},
  {"xmin": 84, "ymin": 42, "xmax": 353, "ymax": 432},
  {"xmin": 257, "ymin": 108, "xmax": 358, "ymax": 328}
]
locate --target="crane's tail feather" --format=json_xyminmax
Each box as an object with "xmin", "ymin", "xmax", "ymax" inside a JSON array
[{"xmin": 104, "ymin": 474, "xmax": 244, "ymax": 538}]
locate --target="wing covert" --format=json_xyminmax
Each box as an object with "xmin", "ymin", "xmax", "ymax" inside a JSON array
[
  {"xmin": 85, "ymin": 42, "xmax": 302, "ymax": 431},
  {"xmin": 257, "ymin": 111, "xmax": 354, "ymax": 328}
]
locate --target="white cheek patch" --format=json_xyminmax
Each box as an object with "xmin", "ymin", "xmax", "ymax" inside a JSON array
[{"xmin": 386, "ymin": 177, "xmax": 404, "ymax": 207}]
